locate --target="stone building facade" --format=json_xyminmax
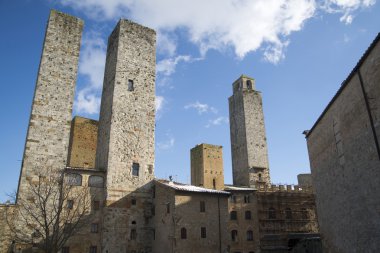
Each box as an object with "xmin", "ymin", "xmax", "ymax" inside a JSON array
[
  {"xmin": 305, "ymin": 33, "xmax": 380, "ymax": 253},
  {"xmin": 1, "ymin": 9, "xmax": 321, "ymax": 253},
  {"xmin": 67, "ymin": 116, "xmax": 98, "ymax": 168},
  {"xmin": 229, "ymin": 75, "xmax": 271, "ymax": 188},
  {"xmin": 191, "ymin": 144, "xmax": 225, "ymax": 190}
]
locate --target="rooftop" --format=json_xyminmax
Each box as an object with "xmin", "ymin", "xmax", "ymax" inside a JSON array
[{"xmin": 155, "ymin": 179, "xmax": 230, "ymax": 195}]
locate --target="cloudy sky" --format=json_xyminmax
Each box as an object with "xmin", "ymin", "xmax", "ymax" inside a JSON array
[{"xmin": 0, "ymin": 0, "xmax": 379, "ymax": 201}]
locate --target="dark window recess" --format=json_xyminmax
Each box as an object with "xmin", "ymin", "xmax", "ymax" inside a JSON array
[
  {"xmin": 245, "ymin": 211, "xmax": 251, "ymax": 220},
  {"xmin": 230, "ymin": 195, "xmax": 237, "ymax": 203},
  {"xmin": 213, "ymin": 178, "xmax": 216, "ymax": 189},
  {"xmin": 153, "ymin": 229, "xmax": 155, "ymax": 240},
  {"xmin": 132, "ymin": 221, "xmax": 136, "ymax": 225},
  {"xmin": 152, "ymin": 186, "xmax": 156, "ymax": 198},
  {"xmin": 130, "ymin": 229, "xmax": 137, "ymax": 240},
  {"xmin": 91, "ymin": 223, "xmax": 98, "ymax": 233},
  {"xmin": 67, "ymin": 200, "xmax": 74, "ymax": 209},
  {"xmin": 128, "ymin": 79, "xmax": 134, "ymax": 91},
  {"xmin": 201, "ymin": 227, "xmax": 206, "ymax": 238},
  {"xmin": 151, "ymin": 206, "xmax": 155, "ymax": 216},
  {"xmin": 88, "ymin": 176, "xmax": 104, "ymax": 188},
  {"xmin": 231, "ymin": 230, "xmax": 238, "ymax": 241},
  {"xmin": 132, "ymin": 163, "xmax": 139, "ymax": 177},
  {"xmin": 93, "ymin": 201, "xmax": 100, "ymax": 211},
  {"xmin": 166, "ymin": 203, "xmax": 170, "ymax": 214},
  {"xmin": 247, "ymin": 230, "xmax": 253, "ymax": 241},
  {"xmin": 89, "ymin": 246, "xmax": 97, "ymax": 253},
  {"xmin": 200, "ymin": 201, "xmax": 206, "ymax": 212},
  {"xmin": 230, "ymin": 211, "xmax": 237, "ymax": 220},
  {"xmin": 247, "ymin": 80, "xmax": 252, "ymax": 89},
  {"xmin": 244, "ymin": 195, "xmax": 250, "ymax": 203},
  {"xmin": 62, "ymin": 247, "xmax": 70, "ymax": 253},
  {"xmin": 181, "ymin": 227, "xmax": 187, "ymax": 239},
  {"xmin": 268, "ymin": 207, "xmax": 276, "ymax": 219},
  {"xmin": 258, "ymin": 173, "xmax": 262, "ymax": 181},
  {"xmin": 131, "ymin": 198, "xmax": 137, "ymax": 205}
]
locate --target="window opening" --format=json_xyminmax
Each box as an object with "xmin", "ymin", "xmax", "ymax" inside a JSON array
[{"xmin": 132, "ymin": 163, "xmax": 139, "ymax": 177}]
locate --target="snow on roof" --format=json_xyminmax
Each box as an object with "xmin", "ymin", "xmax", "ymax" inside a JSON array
[
  {"xmin": 224, "ymin": 185, "xmax": 256, "ymax": 191},
  {"xmin": 155, "ymin": 179, "xmax": 230, "ymax": 195}
]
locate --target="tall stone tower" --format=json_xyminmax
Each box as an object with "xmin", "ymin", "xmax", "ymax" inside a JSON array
[
  {"xmin": 95, "ymin": 19, "xmax": 156, "ymax": 253},
  {"xmin": 229, "ymin": 75, "xmax": 271, "ymax": 188},
  {"xmin": 17, "ymin": 10, "xmax": 83, "ymax": 200},
  {"xmin": 191, "ymin": 143, "xmax": 225, "ymax": 190}
]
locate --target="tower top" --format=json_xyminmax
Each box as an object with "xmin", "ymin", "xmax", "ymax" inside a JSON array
[{"xmin": 232, "ymin": 74, "xmax": 256, "ymax": 93}]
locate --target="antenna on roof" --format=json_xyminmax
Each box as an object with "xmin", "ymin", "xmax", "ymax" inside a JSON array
[{"xmin": 169, "ymin": 175, "xmax": 173, "ymax": 182}]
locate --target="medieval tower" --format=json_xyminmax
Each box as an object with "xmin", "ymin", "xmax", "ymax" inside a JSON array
[
  {"xmin": 95, "ymin": 19, "xmax": 156, "ymax": 253},
  {"xmin": 16, "ymin": 10, "xmax": 83, "ymax": 200},
  {"xmin": 190, "ymin": 144, "xmax": 225, "ymax": 190},
  {"xmin": 229, "ymin": 75, "xmax": 271, "ymax": 187}
]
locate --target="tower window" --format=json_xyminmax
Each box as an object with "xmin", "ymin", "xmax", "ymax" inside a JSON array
[
  {"xmin": 67, "ymin": 200, "xmax": 73, "ymax": 209},
  {"xmin": 130, "ymin": 229, "xmax": 137, "ymax": 240},
  {"xmin": 62, "ymin": 247, "xmax": 69, "ymax": 253},
  {"xmin": 89, "ymin": 246, "xmax": 97, "ymax": 253},
  {"xmin": 231, "ymin": 230, "xmax": 238, "ymax": 241},
  {"xmin": 213, "ymin": 178, "xmax": 216, "ymax": 189},
  {"xmin": 245, "ymin": 211, "xmax": 251, "ymax": 220},
  {"xmin": 201, "ymin": 227, "xmax": 206, "ymax": 238},
  {"xmin": 131, "ymin": 198, "xmax": 136, "ymax": 205},
  {"xmin": 258, "ymin": 173, "xmax": 262, "ymax": 181},
  {"xmin": 244, "ymin": 195, "xmax": 250, "ymax": 203},
  {"xmin": 181, "ymin": 227, "xmax": 187, "ymax": 239},
  {"xmin": 247, "ymin": 230, "xmax": 253, "ymax": 241},
  {"xmin": 132, "ymin": 163, "xmax": 139, "ymax": 177},
  {"xmin": 128, "ymin": 79, "xmax": 134, "ymax": 91},
  {"xmin": 200, "ymin": 201, "xmax": 206, "ymax": 212},
  {"xmin": 230, "ymin": 211, "xmax": 237, "ymax": 220},
  {"xmin": 167, "ymin": 203, "xmax": 170, "ymax": 214},
  {"xmin": 91, "ymin": 223, "xmax": 98, "ymax": 233},
  {"xmin": 247, "ymin": 80, "xmax": 252, "ymax": 89}
]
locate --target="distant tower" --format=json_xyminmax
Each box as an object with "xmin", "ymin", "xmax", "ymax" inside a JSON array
[
  {"xmin": 17, "ymin": 10, "xmax": 83, "ymax": 200},
  {"xmin": 95, "ymin": 19, "xmax": 156, "ymax": 253},
  {"xmin": 191, "ymin": 144, "xmax": 225, "ymax": 190},
  {"xmin": 229, "ymin": 75, "xmax": 271, "ymax": 187}
]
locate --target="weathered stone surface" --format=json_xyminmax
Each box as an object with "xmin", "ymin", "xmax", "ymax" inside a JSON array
[
  {"xmin": 17, "ymin": 10, "xmax": 83, "ymax": 200},
  {"xmin": 95, "ymin": 19, "xmax": 156, "ymax": 253},
  {"xmin": 67, "ymin": 116, "xmax": 98, "ymax": 168},
  {"xmin": 306, "ymin": 34, "xmax": 380, "ymax": 253},
  {"xmin": 191, "ymin": 143, "xmax": 225, "ymax": 190},
  {"xmin": 229, "ymin": 75, "xmax": 271, "ymax": 187}
]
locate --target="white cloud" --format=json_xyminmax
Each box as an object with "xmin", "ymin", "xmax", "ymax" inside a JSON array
[
  {"xmin": 184, "ymin": 101, "xmax": 218, "ymax": 115},
  {"xmin": 74, "ymin": 33, "xmax": 106, "ymax": 115},
  {"xmin": 205, "ymin": 116, "xmax": 229, "ymax": 128},
  {"xmin": 156, "ymin": 55, "xmax": 194, "ymax": 76},
  {"xmin": 155, "ymin": 95, "xmax": 166, "ymax": 120},
  {"xmin": 157, "ymin": 134, "xmax": 175, "ymax": 150},
  {"xmin": 60, "ymin": 0, "xmax": 376, "ymax": 66},
  {"xmin": 321, "ymin": 0, "xmax": 376, "ymax": 24}
]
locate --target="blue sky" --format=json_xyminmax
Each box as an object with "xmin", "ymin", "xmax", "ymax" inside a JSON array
[{"xmin": 0, "ymin": 0, "xmax": 379, "ymax": 202}]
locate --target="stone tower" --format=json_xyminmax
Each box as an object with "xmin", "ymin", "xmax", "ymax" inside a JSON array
[
  {"xmin": 16, "ymin": 10, "xmax": 83, "ymax": 200},
  {"xmin": 191, "ymin": 143, "xmax": 225, "ymax": 190},
  {"xmin": 229, "ymin": 75, "xmax": 270, "ymax": 187},
  {"xmin": 95, "ymin": 19, "xmax": 156, "ymax": 253}
]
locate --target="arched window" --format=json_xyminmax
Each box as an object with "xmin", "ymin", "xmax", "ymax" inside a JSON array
[
  {"xmin": 231, "ymin": 230, "xmax": 238, "ymax": 242},
  {"xmin": 301, "ymin": 208, "xmax": 308, "ymax": 219},
  {"xmin": 88, "ymin": 175, "xmax": 104, "ymax": 188},
  {"xmin": 285, "ymin": 208, "xmax": 292, "ymax": 219},
  {"xmin": 65, "ymin": 173, "xmax": 82, "ymax": 186},
  {"xmin": 230, "ymin": 211, "xmax": 237, "ymax": 220},
  {"xmin": 247, "ymin": 80, "xmax": 252, "ymax": 89},
  {"xmin": 245, "ymin": 211, "xmax": 251, "ymax": 220},
  {"xmin": 246, "ymin": 230, "xmax": 253, "ymax": 241},
  {"xmin": 181, "ymin": 227, "xmax": 187, "ymax": 239},
  {"xmin": 258, "ymin": 173, "xmax": 262, "ymax": 181},
  {"xmin": 268, "ymin": 207, "xmax": 276, "ymax": 219}
]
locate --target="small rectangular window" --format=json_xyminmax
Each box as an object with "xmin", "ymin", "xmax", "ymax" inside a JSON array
[
  {"xmin": 89, "ymin": 246, "xmax": 97, "ymax": 253},
  {"xmin": 132, "ymin": 163, "xmax": 139, "ymax": 177},
  {"xmin": 128, "ymin": 79, "xmax": 134, "ymax": 91},
  {"xmin": 200, "ymin": 201, "xmax": 205, "ymax": 212},
  {"xmin": 62, "ymin": 247, "xmax": 70, "ymax": 253},
  {"xmin": 131, "ymin": 198, "xmax": 137, "ymax": 205},
  {"xmin": 244, "ymin": 195, "xmax": 250, "ymax": 203},
  {"xmin": 201, "ymin": 227, "xmax": 206, "ymax": 238},
  {"xmin": 67, "ymin": 200, "xmax": 74, "ymax": 209},
  {"xmin": 91, "ymin": 223, "xmax": 98, "ymax": 233},
  {"xmin": 167, "ymin": 203, "xmax": 170, "ymax": 214}
]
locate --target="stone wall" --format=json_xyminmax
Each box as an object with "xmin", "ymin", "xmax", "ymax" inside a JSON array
[
  {"xmin": 17, "ymin": 10, "xmax": 83, "ymax": 200},
  {"xmin": 153, "ymin": 181, "xmax": 229, "ymax": 253},
  {"xmin": 227, "ymin": 189, "xmax": 260, "ymax": 253},
  {"xmin": 0, "ymin": 204, "xmax": 15, "ymax": 253},
  {"xmin": 67, "ymin": 116, "xmax": 98, "ymax": 169},
  {"xmin": 190, "ymin": 143, "xmax": 225, "ymax": 190},
  {"xmin": 229, "ymin": 75, "xmax": 271, "ymax": 188},
  {"xmin": 95, "ymin": 19, "xmax": 156, "ymax": 253},
  {"xmin": 306, "ymin": 34, "xmax": 380, "ymax": 253}
]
